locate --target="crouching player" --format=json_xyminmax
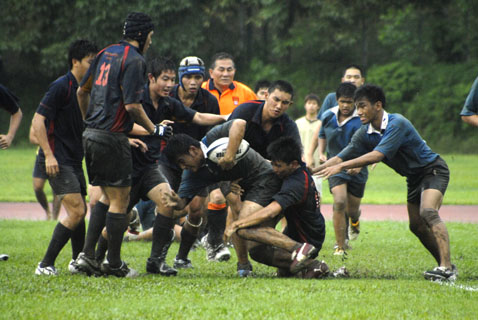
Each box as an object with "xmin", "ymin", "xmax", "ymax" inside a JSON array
[
  {"xmin": 225, "ymin": 136, "xmax": 328, "ymax": 278},
  {"xmin": 315, "ymin": 84, "xmax": 456, "ymax": 281}
]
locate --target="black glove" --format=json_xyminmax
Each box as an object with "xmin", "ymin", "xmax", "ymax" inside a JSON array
[{"xmin": 153, "ymin": 124, "xmax": 173, "ymax": 140}]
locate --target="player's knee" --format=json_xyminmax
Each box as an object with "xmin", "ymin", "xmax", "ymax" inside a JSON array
[
  {"xmin": 209, "ymin": 190, "xmax": 226, "ymax": 204},
  {"xmin": 420, "ymin": 208, "xmax": 442, "ymax": 228},
  {"xmin": 249, "ymin": 245, "xmax": 273, "ymax": 265},
  {"xmin": 236, "ymin": 228, "xmax": 250, "ymax": 240},
  {"xmin": 333, "ymin": 200, "xmax": 346, "ymax": 212}
]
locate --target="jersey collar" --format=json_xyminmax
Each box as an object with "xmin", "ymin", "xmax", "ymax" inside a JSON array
[
  {"xmin": 330, "ymin": 106, "xmax": 359, "ymax": 127},
  {"xmin": 367, "ymin": 110, "xmax": 389, "ymax": 135}
]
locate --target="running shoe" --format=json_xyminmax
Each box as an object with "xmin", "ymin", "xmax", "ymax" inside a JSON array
[{"xmin": 35, "ymin": 262, "xmax": 58, "ymax": 276}]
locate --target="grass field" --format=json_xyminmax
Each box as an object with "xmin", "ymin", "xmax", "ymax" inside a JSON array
[
  {"xmin": 0, "ymin": 219, "xmax": 477, "ymax": 319},
  {"xmin": 1, "ymin": 148, "xmax": 477, "ymax": 204}
]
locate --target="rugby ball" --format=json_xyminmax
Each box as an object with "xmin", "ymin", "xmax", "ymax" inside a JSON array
[{"xmin": 206, "ymin": 137, "xmax": 250, "ymax": 164}]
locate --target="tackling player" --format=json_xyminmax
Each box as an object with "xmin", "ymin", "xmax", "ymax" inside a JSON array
[{"xmin": 225, "ymin": 136, "xmax": 328, "ymax": 278}]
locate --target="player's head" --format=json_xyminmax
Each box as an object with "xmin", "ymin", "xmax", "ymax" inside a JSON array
[
  {"xmin": 68, "ymin": 39, "xmax": 98, "ymax": 79},
  {"xmin": 336, "ymin": 82, "xmax": 357, "ymax": 117},
  {"xmin": 209, "ymin": 52, "xmax": 236, "ymax": 89},
  {"xmin": 162, "ymin": 134, "xmax": 204, "ymax": 172},
  {"xmin": 123, "ymin": 12, "xmax": 154, "ymax": 54},
  {"xmin": 354, "ymin": 84, "xmax": 386, "ymax": 124},
  {"xmin": 148, "ymin": 57, "xmax": 176, "ymax": 97},
  {"xmin": 254, "ymin": 80, "xmax": 271, "ymax": 100},
  {"xmin": 304, "ymin": 93, "xmax": 320, "ymax": 115},
  {"xmin": 342, "ymin": 64, "xmax": 365, "ymax": 87},
  {"xmin": 267, "ymin": 136, "xmax": 302, "ymax": 179},
  {"xmin": 178, "ymin": 56, "xmax": 206, "ymax": 94},
  {"xmin": 263, "ymin": 80, "xmax": 294, "ymax": 119}
]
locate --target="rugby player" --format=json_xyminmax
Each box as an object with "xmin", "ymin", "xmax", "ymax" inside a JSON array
[
  {"xmin": 225, "ymin": 136, "xmax": 328, "ymax": 278},
  {"xmin": 318, "ymin": 82, "xmax": 368, "ymax": 255},
  {"xmin": 33, "ymin": 39, "xmax": 97, "ymax": 275},
  {"xmin": 162, "ymin": 130, "xmax": 320, "ymax": 276},
  {"xmin": 0, "ymin": 84, "xmax": 22, "ymax": 149},
  {"xmin": 75, "ymin": 12, "xmax": 168, "ymax": 278},
  {"xmin": 315, "ymin": 84, "xmax": 456, "ymax": 281}
]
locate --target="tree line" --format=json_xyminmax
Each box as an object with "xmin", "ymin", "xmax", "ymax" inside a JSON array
[{"xmin": 1, "ymin": 0, "xmax": 477, "ymax": 152}]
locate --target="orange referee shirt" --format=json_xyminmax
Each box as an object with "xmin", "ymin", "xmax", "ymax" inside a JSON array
[{"xmin": 202, "ymin": 79, "xmax": 257, "ymax": 115}]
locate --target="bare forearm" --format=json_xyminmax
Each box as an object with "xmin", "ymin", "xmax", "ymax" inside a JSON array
[
  {"xmin": 225, "ymin": 119, "xmax": 246, "ymax": 158},
  {"xmin": 338, "ymin": 151, "xmax": 384, "ymax": 171},
  {"xmin": 125, "ymin": 103, "xmax": 155, "ymax": 134},
  {"xmin": 193, "ymin": 113, "xmax": 226, "ymax": 126},
  {"xmin": 7, "ymin": 109, "xmax": 22, "ymax": 138},
  {"xmin": 32, "ymin": 114, "xmax": 53, "ymax": 157},
  {"xmin": 235, "ymin": 202, "xmax": 281, "ymax": 230},
  {"xmin": 461, "ymin": 115, "xmax": 478, "ymax": 127},
  {"xmin": 77, "ymin": 88, "xmax": 90, "ymax": 120},
  {"xmin": 311, "ymin": 156, "xmax": 343, "ymax": 174}
]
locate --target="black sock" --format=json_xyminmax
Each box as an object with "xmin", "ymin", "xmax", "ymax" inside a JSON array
[
  {"xmin": 71, "ymin": 219, "xmax": 85, "ymax": 260},
  {"xmin": 83, "ymin": 201, "xmax": 108, "ymax": 258},
  {"xmin": 40, "ymin": 223, "xmax": 72, "ymax": 267},
  {"xmin": 150, "ymin": 214, "xmax": 175, "ymax": 259},
  {"xmin": 207, "ymin": 207, "xmax": 227, "ymax": 246},
  {"xmin": 95, "ymin": 235, "xmax": 108, "ymax": 263},
  {"xmin": 176, "ymin": 227, "xmax": 197, "ymax": 260},
  {"xmin": 105, "ymin": 212, "xmax": 129, "ymax": 268}
]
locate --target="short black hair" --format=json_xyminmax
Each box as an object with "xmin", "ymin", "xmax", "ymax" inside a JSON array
[
  {"xmin": 210, "ymin": 52, "xmax": 235, "ymax": 69},
  {"xmin": 343, "ymin": 64, "xmax": 364, "ymax": 77},
  {"xmin": 267, "ymin": 136, "xmax": 302, "ymax": 164},
  {"xmin": 354, "ymin": 84, "xmax": 386, "ymax": 109},
  {"xmin": 148, "ymin": 57, "xmax": 176, "ymax": 78},
  {"xmin": 336, "ymin": 82, "xmax": 356, "ymax": 100},
  {"xmin": 268, "ymin": 80, "xmax": 294, "ymax": 99},
  {"xmin": 304, "ymin": 93, "xmax": 320, "ymax": 105},
  {"xmin": 68, "ymin": 39, "xmax": 98, "ymax": 70},
  {"xmin": 254, "ymin": 80, "xmax": 271, "ymax": 93},
  {"xmin": 162, "ymin": 133, "xmax": 200, "ymax": 164}
]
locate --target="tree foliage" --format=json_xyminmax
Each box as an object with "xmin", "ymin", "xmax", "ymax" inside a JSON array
[{"xmin": 1, "ymin": 0, "xmax": 477, "ymax": 151}]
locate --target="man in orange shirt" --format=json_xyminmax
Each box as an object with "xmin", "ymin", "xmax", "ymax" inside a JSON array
[
  {"xmin": 202, "ymin": 52, "xmax": 257, "ymax": 115},
  {"xmin": 200, "ymin": 52, "xmax": 257, "ymax": 264}
]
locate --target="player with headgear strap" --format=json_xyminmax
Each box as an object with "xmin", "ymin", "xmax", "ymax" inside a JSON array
[{"xmin": 75, "ymin": 12, "xmax": 170, "ymax": 278}]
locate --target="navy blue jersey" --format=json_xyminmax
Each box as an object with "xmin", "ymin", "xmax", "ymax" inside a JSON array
[
  {"xmin": 35, "ymin": 72, "xmax": 84, "ymax": 166},
  {"xmin": 169, "ymin": 85, "xmax": 220, "ymax": 140},
  {"xmin": 0, "ymin": 84, "xmax": 20, "ymax": 114},
  {"xmin": 228, "ymin": 100, "xmax": 301, "ymax": 159},
  {"xmin": 82, "ymin": 41, "xmax": 146, "ymax": 133},
  {"xmin": 338, "ymin": 112, "xmax": 439, "ymax": 177},
  {"xmin": 273, "ymin": 165, "xmax": 325, "ymax": 248},
  {"xmin": 131, "ymin": 85, "xmax": 196, "ymax": 176},
  {"xmin": 319, "ymin": 106, "xmax": 368, "ymax": 184},
  {"xmin": 460, "ymin": 76, "xmax": 478, "ymax": 116},
  {"xmin": 317, "ymin": 92, "xmax": 336, "ymax": 120}
]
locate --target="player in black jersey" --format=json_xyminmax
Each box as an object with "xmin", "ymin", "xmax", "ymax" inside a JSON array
[
  {"xmin": 225, "ymin": 137, "xmax": 327, "ymax": 278},
  {"xmin": 33, "ymin": 39, "xmax": 98, "ymax": 276},
  {"xmin": 75, "ymin": 13, "xmax": 171, "ymax": 278}
]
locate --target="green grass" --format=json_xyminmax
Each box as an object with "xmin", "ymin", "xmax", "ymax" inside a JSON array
[
  {"xmin": 0, "ymin": 220, "xmax": 477, "ymax": 319},
  {"xmin": 2, "ymin": 147, "xmax": 476, "ymax": 204}
]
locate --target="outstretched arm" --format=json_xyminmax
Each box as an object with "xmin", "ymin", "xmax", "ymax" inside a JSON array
[
  {"xmin": 317, "ymin": 150, "xmax": 384, "ymax": 179},
  {"xmin": 192, "ymin": 112, "xmax": 228, "ymax": 126}
]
